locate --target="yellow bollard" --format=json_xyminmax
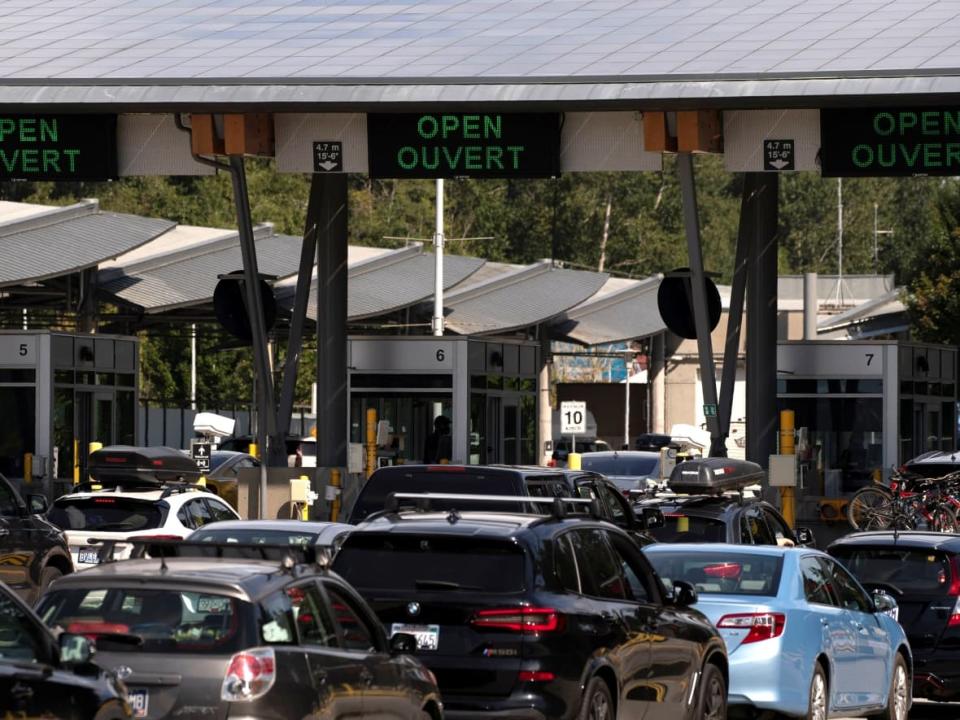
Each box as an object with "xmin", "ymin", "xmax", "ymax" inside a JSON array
[
  {"xmin": 365, "ymin": 408, "xmax": 377, "ymax": 479},
  {"xmin": 249, "ymin": 442, "xmax": 259, "ymax": 460},
  {"xmin": 73, "ymin": 438, "xmax": 80, "ymax": 485},
  {"xmin": 330, "ymin": 469, "xmax": 342, "ymax": 522},
  {"xmin": 197, "ymin": 475, "xmax": 207, "ymax": 488},
  {"xmin": 568, "ymin": 452, "xmax": 582, "ymax": 470},
  {"xmin": 779, "ymin": 409, "xmax": 796, "ymax": 529},
  {"xmin": 23, "ymin": 453, "xmax": 32, "ymax": 485}
]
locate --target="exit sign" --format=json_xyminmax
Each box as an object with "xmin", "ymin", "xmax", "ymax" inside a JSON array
[
  {"xmin": 0, "ymin": 114, "xmax": 117, "ymax": 181},
  {"xmin": 367, "ymin": 113, "xmax": 561, "ymax": 179}
]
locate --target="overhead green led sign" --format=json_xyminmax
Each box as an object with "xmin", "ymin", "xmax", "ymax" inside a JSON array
[
  {"xmin": 0, "ymin": 114, "xmax": 117, "ymax": 181},
  {"xmin": 821, "ymin": 108, "xmax": 960, "ymax": 177},
  {"xmin": 367, "ymin": 113, "xmax": 561, "ymax": 179}
]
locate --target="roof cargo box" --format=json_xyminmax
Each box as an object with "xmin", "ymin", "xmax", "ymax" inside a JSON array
[
  {"xmin": 88, "ymin": 445, "xmax": 200, "ymax": 486},
  {"xmin": 668, "ymin": 458, "xmax": 765, "ymax": 495}
]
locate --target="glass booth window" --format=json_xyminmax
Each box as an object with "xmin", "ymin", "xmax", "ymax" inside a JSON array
[
  {"xmin": 0, "ymin": 387, "xmax": 35, "ymax": 478},
  {"xmin": 54, "ymin": 388, "xmax": 74, "ymax": 479},
  {"xmin": 350, "ymin": 394, "xmax": 452, "ymax": 464}
]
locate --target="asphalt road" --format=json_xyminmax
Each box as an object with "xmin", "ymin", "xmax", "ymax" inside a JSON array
[{"xmin": 851, "ymin": 701, "xmax": 960, "ymax": 719}]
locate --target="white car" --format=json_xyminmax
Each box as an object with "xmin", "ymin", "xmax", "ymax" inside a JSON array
[{"xmin": 47, "ymin": 486, "xmax": 239, "ymax": 568}]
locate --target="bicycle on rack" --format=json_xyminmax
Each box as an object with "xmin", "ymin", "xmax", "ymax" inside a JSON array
[{"xmin": 846, "ymin": 469, "xmax": 960, "ymax": 532}]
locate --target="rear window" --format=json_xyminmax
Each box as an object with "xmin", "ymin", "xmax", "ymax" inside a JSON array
[
  {"xmin": 647, "ymin": 513, "xmax": 727, "ymax": 543},
  {"xmin": 350, "ymin": 470, "xmax": 521, "ymax": 521},
  {"xmin": 192, "ymin": 528, "xmax": 318, "ymax": 546},
  {"xmin": 38, "ymin": 588, "xmax": 250, "ymax": 654},
  {"xmin": 334, "ymin": 533, "xmax": 526, "ymax": 593},
  {"xmin": 645, "ymin": 550, "xmax": 783, "ymax": 596},
  {"xmin": 831, "ymin": 546, "xmax": 954, "ymax": 594},
  {"xmin": 48, "ymin": 498, "xmax": 163, "ymax": 532},
  {"xmin": 581, "ymin": 456, "xmax": 658, "ymax": 476}
]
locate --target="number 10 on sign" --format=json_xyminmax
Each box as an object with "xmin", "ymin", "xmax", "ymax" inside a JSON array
[{"xmin": 560, "ymin": 401, "xmax": 587, "ymax": 452}]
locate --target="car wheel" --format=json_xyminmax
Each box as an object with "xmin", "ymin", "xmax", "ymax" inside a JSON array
[
  {"xmin": 38, "ymin": 565, "xmax": 62, "ymax": 599},
  {"xmin": 697, "ymin": 663, "xmax": 726, "ymax": 720},
  {"xmin": 806, "ymin": 663, "xmax": 828, "ymax": 720},
  {"xmin": 578, "ymin": 676, "xmax": 614, "ymax": 720},
  {"xmin": 870, "ymin": 655, "xmax": 909, "ymax": 720}
]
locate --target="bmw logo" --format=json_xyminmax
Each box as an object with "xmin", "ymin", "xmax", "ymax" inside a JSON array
[{"xmin": 407, "ymin": 602, "xmax": 421, "ymax": 617}]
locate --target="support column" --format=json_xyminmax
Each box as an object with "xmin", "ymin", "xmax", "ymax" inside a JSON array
[
  {"xmin": 77, "ymin": 268, "xmax": 98, "ymax": 333},
  {"xmin": 538, "ymin": 326, "xmax": 552, "ymax": 465},
  {"xmin": 744, "ymin": 172, "xmax": 780, "ymax": 468},
  {"xmin": 677, "ymin": 153, "xmax": 723, "ymax": 457},
  {"xmin": 228, "ymin": 155, "xmax": 277, "ymax": 516},
  {"xmin": 274, "ymin": 174, "xmax": 323, "ymax": 466},
  {"xmin": 315, "ymin": 174, "xmax": 349, "ymax": 517},
  {"xmin": 651, "ymin": 333, "xmax": 665, "ymax": 434}
]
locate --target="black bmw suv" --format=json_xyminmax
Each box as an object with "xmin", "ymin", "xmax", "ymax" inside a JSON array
[{"xmin": 334, "ymin": 499, "xmax": 728, "ymax": 720}]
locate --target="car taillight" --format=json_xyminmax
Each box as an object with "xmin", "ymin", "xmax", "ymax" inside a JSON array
[
  {"xmin": 703, "ymin": 563, "xmax": 742, "ymax": 579},
  {"xmin": 221, "ymin": 647, "xmax": 276, "ymax": 702},
  {"xmin": 518, "ymin": 670, "xmax": 555, "ymax": 682},
  {"xmin": 471, "ymin": 607, "xmax": 562, "ymax": 633},
  {"xmin": 717, "ymin": 613, "xmax": 786, "ymax": 643}
]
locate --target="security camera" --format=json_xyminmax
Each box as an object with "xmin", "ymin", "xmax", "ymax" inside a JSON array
[{"xmin": 193, "ymin": 412, "xmax": 236, "ymax": 439}]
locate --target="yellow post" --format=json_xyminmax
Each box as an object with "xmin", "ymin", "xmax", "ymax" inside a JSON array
[
  {"xmin": 330, "ymin": 468, "xmax": 342, "ymax": 522},
  {"xmin": 779, "ymin": 409, "xmax": 796, "ymax": 528},
  {"xmin": 89, "ymin": 441, "xmax": 103, "ymax": 455},
  {"xmin": 249, "ymin": 442, "xmax": 259, "ymax": 460},
  {"xmin": 299, "ymin": 474, "xmax": 311, "ymax": 521},
  {"xmin": 73, "ymin": 438, "xmax": 80, "ymax": 485},
  {"xmin": 365, "ymin": 408, "xmax": 377, "ymax": 479},
  {"xmin": 197, "ymin": 475, "xmax": 207, "ymax": 488},
  {"xmin": 568, "ymin": 452, "xmax": 582, "ymax": 470},
  {"xmin": 23, "ymin": 453, "xmax": 32, "ymax": 485}
]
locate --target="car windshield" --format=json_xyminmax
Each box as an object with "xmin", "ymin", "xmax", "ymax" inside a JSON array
[
  {"xmin": 192, "ymin": 528, "xmax": 318, "ymax": 546},
  {"xmin": 334, "ymin": 534, "xmax": 526, "ymax": 594},
  {"xmin": 38, "ymin": 588, "xmax": 249, "ymax": 654},
  {"xmin": 647, "ymin": 513, "xmax": 727, "ymax": 543},
  {"xmin": 581, "ymin": 456, "xmax": 658, "ymax": 476},
  {"xmin": 645, "ymin": 550, "xmax": 783, "ymax": 596},
  {"xmin": 209, "ymin": 454, "xmax": 233, "ymax": 471},
  {"xmin": 831, "ymin": 547, "xmax": 954, "ymax": 594},
  {"xmin": 48, "ymin": 498, "xmax": 163, "ymax": 532}
]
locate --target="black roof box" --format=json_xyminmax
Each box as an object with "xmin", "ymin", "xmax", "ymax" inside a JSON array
[
  {"xmin": 668, "ymin": 458, "xmax": 765, "ymax": 495},
  {"xmin": 88, "ymin": 445, "xmax": 200, "ymax": 486}
]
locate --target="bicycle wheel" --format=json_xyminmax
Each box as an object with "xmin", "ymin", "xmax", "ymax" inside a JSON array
[
  {"xmin": 847, "ymin": 486, "xmax": 894, "ymax": 530},
  {"xmin": 929, "ymin": 503, "xmax": 959, "ymax": 533}
]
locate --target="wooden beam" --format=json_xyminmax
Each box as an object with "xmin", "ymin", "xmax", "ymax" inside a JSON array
[
  {"xmin": 677, "ymin": 110, "xmax": 723, "ymax": 153},
  {"xmin": 224, "ymin": 113, "xmax": 275, "ymax": 157},
  {"xmin": 643, "ymin": 111, "xmax": 677, "ymax": 152},
  {"xmin": 189, "ymin": 114, "xmax": 224, "ymax": 156}
]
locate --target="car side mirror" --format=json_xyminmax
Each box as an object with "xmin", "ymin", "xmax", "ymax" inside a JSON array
[
  {"xmin": 641, "ymin": 507, "xmax": 665, "ymax": 530},
  {"xmin": 59, "ymin": 632, "xmax": 94, "ymax": 667},
  {"xmin": 671, "ymin": 579, "xmax": 698, "ymax": 608},
  {"xmin": 873, "ymin": 590, "xmax": 899, "ymax": 620},
  {"xmin": 389, "ymin": 632, "xmax": 417, "ymax": 655},
  {"xmin": 28, "ymin": 494, "xmax": 49, "ymax": 515},
  {"xmin": 796, "ymin": 527, "xmax": 816, "ymax": 547}
]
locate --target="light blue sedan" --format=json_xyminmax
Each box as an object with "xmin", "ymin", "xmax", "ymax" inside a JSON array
[{"xmin": 644, "ymin": 543, "xmax": 911, "ymax": 720}]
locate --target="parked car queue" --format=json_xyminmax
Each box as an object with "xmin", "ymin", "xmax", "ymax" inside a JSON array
[{"xmin": 0, "ymin": 449, "xmax": 932, "ymax": 720}]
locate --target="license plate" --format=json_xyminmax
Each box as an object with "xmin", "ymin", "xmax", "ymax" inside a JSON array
[
  {"xmin": 391, "ymin": 623, "xmax": 440, "ymax": 651},
  {"xmin": 77, "ymin": 547, "xmax": 100, "ymax": 564},
  {"xmin": 127, "ymin": 688, "xmax": 148, "ymax": 718}
]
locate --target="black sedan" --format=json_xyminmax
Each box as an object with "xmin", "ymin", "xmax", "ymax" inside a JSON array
[{"xmin": 0, "ymin": 579, "xmax": 130, "ymax": 719}]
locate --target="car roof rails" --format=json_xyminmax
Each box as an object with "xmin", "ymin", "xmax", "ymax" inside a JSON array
[
  {"xmin": 87, "ymin": 538, "xmax": 328, "ymax": 570},
  {"xmin": 159, "ymin": 482, "xmax": 207, "ymax": 498},
  {"xmin": 383, "ymin": 492, "xmax": 602, "ymax": 521}
]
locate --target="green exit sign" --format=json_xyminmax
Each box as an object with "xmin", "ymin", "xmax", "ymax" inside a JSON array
[
  {"xmin": 821, "ymin": 108, "xmax": 960, "ymax": 177},
  {"xmin": 367, "ymin": 113, "xmax": 560, "ymax": 179},
  {"xmin": 0, "ymin": 114, "xmax": 117, "ymax": 181}
]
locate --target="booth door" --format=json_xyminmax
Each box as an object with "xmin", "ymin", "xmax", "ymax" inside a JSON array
[
  {"xmin": 77, "ymin": 391, "xmax": 114, "ymax": 482},
  {"xmin": 485, "ymin": 397, "xmax": 521, "ymax": 465}
]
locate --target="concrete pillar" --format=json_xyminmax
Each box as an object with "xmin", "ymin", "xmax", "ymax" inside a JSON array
[
  {"xmin": 651, "ymin": 333, "xmax": 666, "ymax": 434},
  {"xmin": 538, "ymin": 327, "xmax": 552, "ymax": 464},
  {"xmin": 803, "ymin": 272, "xmax": 818, "ymax": 340}
]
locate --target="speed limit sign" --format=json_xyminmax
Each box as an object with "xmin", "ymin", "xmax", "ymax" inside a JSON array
[{"xmin": 560, "ymin": 401, "xmax": 587, "ymax": 434}]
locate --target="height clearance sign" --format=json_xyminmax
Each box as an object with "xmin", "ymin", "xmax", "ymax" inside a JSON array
[
  {"xmin": 0, "ymin": 114, "xmax": 117, "ymax": 181},
  {"xmin": 821, "ymin": 108, "xmax": 960, "ymax": 177},
  {"xmin": 367, "ymin": 113, "xmax": 560, "ymax": 179}
]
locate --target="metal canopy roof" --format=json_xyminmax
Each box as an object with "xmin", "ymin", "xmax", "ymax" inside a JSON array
[
  {"xmin": 444, "ymin": 260, "xmax": 608, "ymax": 335},
  {"xmin": 100, "ymin": 222, "xmax": 302, "ymax": 313},
  {"xmin": 3, "ymin": 1, "xmax": 960, "ymax": 109},
  {"xmin": 0, "ymin": 199, "xmax": 174, "ymax": 287},
  {"xmin": 552, "ymin": 274, "xmax": 665, "ymax": 346}
]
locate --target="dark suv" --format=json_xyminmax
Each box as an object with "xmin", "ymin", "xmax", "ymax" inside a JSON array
[
  {"xmin": 0, "ymin": 471, "xmax": 72, "ymax": 602},
  {"xmin": 0, "ymin": 579, "xmax": 130, "ymax": 719},
  {"xmin": 347, "ymin": 464, "xmax": 660, "ymax": 546},
  {"xmin": 36, "ymin": 544, "xmax": 442, "ymax": 720},
  {"xmin": 334, "ymin": 500, "xmax": 728, "ymax": 720},
  {"xmin": 829, "ymin": 530, "xmax": 960, "ymax": 702}
]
